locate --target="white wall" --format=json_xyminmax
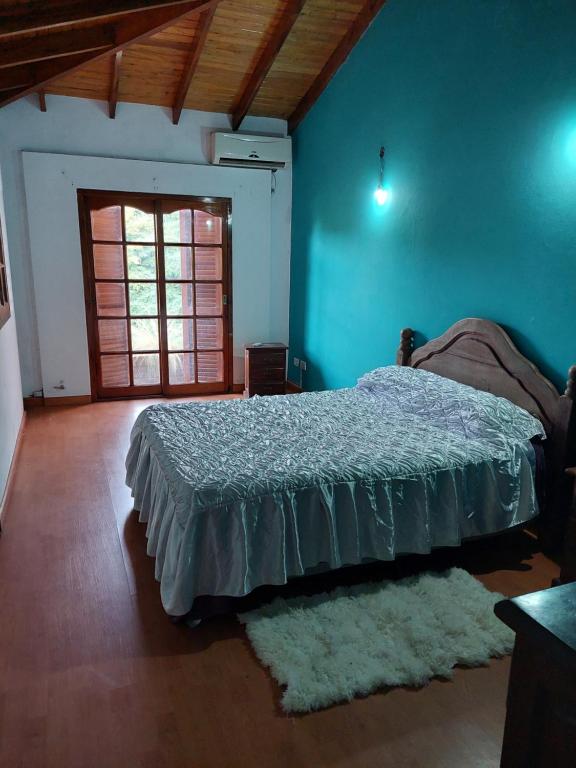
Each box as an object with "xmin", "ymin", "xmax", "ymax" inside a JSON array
[
  {"xmin": 23, "ymin": 152, "xmax": 274, "ymax": 395},
  {"xmin": 0, "ymin": 166, "xmax": 24, "ymax": 508},
  {"xmin": 0, "ymin": 95, "xmax": 292, "ymax": 395}
]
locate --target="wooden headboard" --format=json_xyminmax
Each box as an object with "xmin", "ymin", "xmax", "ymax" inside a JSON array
[{"xmin": 396, "ymin": 318, "xmax": 576, "ymax": 552}]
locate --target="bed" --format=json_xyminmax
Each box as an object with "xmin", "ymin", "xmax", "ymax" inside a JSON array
[{"xmin": 126, "ymin": 318, "xmax": 576, "ymax": 620}]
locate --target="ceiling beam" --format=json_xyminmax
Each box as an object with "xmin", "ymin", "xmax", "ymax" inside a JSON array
[
  {"xmin": 0, "ymin": 0, "xmax": 217, "ymax": 38},
  {"xmin": 288, "ymin": 0, "xmax": 387, "ymax": 133},
  {"xmin": 109, "ymin": 52, "xmax": 123, "ymax": 118},
  {"xmin": 231, "ymin": 0, "xmax": 305, "ymax": 132},
  {"xmin": 0, "ymin": 1, "xmax": 221, "ymax": 108},
  {"xmin": 0, "ymin": 68, "xmax": 34, "ymax": 93},
  {"xmin": 0, "ymin": 53, "xmax": 99, "ymax": 92},
  {"xmin": 171, "ymin": 6, "xmax": 216, "ymax": 126},
  {"xmin": 0, "ymin": 26, "xmax": 116, "ymax": 70}
]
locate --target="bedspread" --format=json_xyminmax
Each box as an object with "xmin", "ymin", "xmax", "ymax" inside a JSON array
[{"xmin": 126, "ymin": 375, "xmax": 542, "ymax": 616}]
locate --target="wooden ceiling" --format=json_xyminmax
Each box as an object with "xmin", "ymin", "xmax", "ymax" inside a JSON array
[{"xmin": 0, "ymin": 0, "xmax": 386, "ymax": 132}]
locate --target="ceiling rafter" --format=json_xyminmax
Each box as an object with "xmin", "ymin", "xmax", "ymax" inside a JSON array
[
  {"xmin": 0, "ymin": 52, "xmax": 96, "ymax": 94},
  {"xmin": 0, "ymin": 26, "xmax": 116, "ymax": 70},
  {"xmin": 0, "ymin": 0, "xmax": 220, "ymax": 109},
  {"xmin": 0, "ymin": 1, "xmax": 389, "ymax": 131},
  {"xmin": 288, "ymin": 0, "xmax": 388, "ymax": 133},
  {"xmin": 109, "ymin": 52, "xmax": 123, "ymax": 119},
  {"xmin": 171, "ymin": 6, "xmax": 216, "ymax": 126},
  {"xmin": 231, "ymin": 0, "xmax": 306, "ymax": 132},
  {"xmin": 0, "ymin": 0, "xmax": 217, "ymax": 38}
]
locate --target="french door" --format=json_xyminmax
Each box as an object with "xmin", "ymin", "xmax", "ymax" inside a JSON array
[{"xmin": 78, "ymin": 191, "xmax": 232, "ymax": 399}]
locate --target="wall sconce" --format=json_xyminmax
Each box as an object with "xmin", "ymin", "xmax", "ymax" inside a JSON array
[{"xmin": 374, "ymin": 146, "xmax": 390, "ymax": 205}]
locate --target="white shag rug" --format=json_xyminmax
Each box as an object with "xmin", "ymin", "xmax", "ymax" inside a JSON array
[{"xmin": 239, "ymin": 568, "xmax": 514, "ymax": 713}]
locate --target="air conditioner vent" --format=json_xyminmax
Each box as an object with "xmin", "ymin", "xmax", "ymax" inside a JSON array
[{"xmin": 211, "ymin": 132, "xmax": 292, "ymax": 170}]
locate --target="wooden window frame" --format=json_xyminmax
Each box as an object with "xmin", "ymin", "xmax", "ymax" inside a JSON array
[
  {"xmin": 0, "ymin": 219, "xmax": 11, "ymax": 331},
  {"xmin": 78, "ymin": 189, "xmax": 233, "ymax": 400}
]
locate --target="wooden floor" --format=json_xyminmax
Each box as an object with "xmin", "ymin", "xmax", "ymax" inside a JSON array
[{"xmin": 0, "ymin": 399, "xmax": 559, "ymax": 768}]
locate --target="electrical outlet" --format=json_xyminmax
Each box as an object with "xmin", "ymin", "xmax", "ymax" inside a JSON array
[
  {"xmin": 299, "ymin": 360, "xmax": 307, "ymax": 371},
  {"xmin": 293, "ymin": 357, "xmax": 300, "ymax": 368}
]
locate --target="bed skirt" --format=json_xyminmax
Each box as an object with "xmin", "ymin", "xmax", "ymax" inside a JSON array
[{"xmin": 126, "ymin": 430, "xmax": 537, "ymax": 617}]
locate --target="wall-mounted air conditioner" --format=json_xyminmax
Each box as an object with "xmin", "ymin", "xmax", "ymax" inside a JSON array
[{"xmin": 211, "ymin": 132, "xmax": 292, "ymax": 170}]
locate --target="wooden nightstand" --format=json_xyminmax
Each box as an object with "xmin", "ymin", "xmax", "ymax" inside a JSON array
[
  {"xmin": 244, "ymin": 343, "xmax": 287, "ymax": 397},
  {"xmin": 495, "ymin": 583, "xmax": 576, "ymax": 768},
  {"xmin": 559, "ymin": 468, "xmax": 576, "ymax": 584}
]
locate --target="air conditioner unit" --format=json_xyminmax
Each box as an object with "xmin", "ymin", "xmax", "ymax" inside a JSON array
[{"xmin": 211, "ymin": 132, "xmax": 292, "ymax": 170}]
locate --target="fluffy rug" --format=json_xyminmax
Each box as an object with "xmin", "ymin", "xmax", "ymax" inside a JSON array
[{"xmin": 239, "ymin": 568, "xmax": 514, "ymax": 713}]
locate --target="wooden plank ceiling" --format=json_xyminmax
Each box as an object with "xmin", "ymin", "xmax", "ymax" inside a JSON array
[{"xmin": 0, "ymin": 0, "xmax": 386, "ymax": 132}]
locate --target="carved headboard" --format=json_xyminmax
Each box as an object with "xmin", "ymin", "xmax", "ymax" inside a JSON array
[{"xmin": 396, "ymin": 318, "xmax": 576, "ymax": 551}]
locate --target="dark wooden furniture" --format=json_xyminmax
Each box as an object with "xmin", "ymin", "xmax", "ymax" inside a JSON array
[
  {"xmin": 244, "ymin": 343, "xmax": 287, "ymax": 397},
  {"xmin": 559, "ymin": 467, "xmax": 576, "ymax": 583},
  {"xmin": 495, "ymin": 583, "xmax": 576, "ymax": 767},
  {"xmin": 397, "ymin": 318, "xmax": 576, "ymax": 552}
]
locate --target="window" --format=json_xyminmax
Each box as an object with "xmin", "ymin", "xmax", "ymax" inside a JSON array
[
  {"xmin": 0, "ymin": 219, "xmax": 10, "ymax": 331},
  {"xmin": 78, "ymin": 191, "xmax": 232, "ymax": 399}
]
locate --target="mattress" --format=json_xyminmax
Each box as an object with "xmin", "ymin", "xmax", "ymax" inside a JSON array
[{"xmin": 125, "ymin": 367, "xmax": 545, "ymax": 617}]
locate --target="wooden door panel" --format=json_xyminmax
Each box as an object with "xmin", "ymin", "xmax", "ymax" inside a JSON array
[{"xmin": 79, "ymin": 191, "xmax": 231, "ymax": 400}]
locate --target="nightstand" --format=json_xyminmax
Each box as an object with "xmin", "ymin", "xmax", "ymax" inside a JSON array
[
  {"xmin": 559, "ymin": 467, "xmax": 576, "ymax": 584},
  {"xmin": 244, "ymin": 343, "xmax": 287, "ymax": 397},
  {"xmin": 495, "ymin": 583, "xmax": 576, "ymax": 768}
]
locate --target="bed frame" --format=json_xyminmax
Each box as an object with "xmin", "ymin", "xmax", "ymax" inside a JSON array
[
  {"xmin": 170, "ymin": 317, "xmax": 574, "ymax": 623},
  {"xmin": 396, "ymin": 318, "xmax": 576, "ymax": 552}
]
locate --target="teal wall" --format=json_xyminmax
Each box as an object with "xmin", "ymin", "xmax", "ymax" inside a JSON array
[{"xmin": 289, "ymin": 0, "xmax": 576, "ymax": 392}]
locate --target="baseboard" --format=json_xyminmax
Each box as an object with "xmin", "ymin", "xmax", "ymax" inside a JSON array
[
  {"xmin": 46, "ymin": 395, "xmax": 92, "ymax": 407},
  {"xmin": 24, "ymin": 394, "xmax": 92, "ymax": 409},
  {"xmin": 23, "ymin": 395, "xmax": 44, "ymax": 409},
  {"xmin": 0, "ymin": 411, "xmax": 26, "ymax": 531},
  {"xmin": 232, "ymin": 383, "xmax": 244, "ymax": 394}
]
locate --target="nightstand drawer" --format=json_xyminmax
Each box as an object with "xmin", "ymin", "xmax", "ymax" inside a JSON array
[
  {"xmin": 249, "ymin": 364, "xmax": 286, "ymax": 382},
  {"xmin": 244, "ymin": 343, "xmax": 287, "ymax": 398},
  {"xmin": 248, "ymin": 351, "xmax": 286, "ymax": 368},
  {"xmin": 249, "ymin": 382, "xmax": 285, "ymax": 396}
]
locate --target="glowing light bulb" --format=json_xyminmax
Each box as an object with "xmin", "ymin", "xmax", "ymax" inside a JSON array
[{"xmin": 374, "ymin": 185, "xmax": 389, "ymax": 205}]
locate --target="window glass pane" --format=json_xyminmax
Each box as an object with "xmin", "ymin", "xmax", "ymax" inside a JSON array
[
  {"xmin": 165, "ymin": 246, "xmax": 192, "ymax": 280},
  {"xmin": 127, "ymin": 245, "xmax": 156, "ymax": 279},
  {"xmin": 124, "ymin": 206, "xmax": 155, "ymax": 242},
  {"xmin": 131, "ymin": 318, "xmax": 159, "ymax": 351},
  {"xmin": 194, "ymin": 210, "xmax": 222, "ymax": 244},
  {"xmin": 196, "ymin": 318, "xmax": 222, "ymax": 350},
  {"xmin": 93, "ymin": 244, "xmax": 124, "ymax": 279},
  {"xmin": 197, "ymin": 352, "xmax": 223, "ymax": 383},
  {"xmin": 169, "ymin": 353, "xmax": 195, "ymax": 385},
  {"xmin": 129, "ymin": 283, "xmax": 157, "ymax": 316},
  {"xmin": 166, "ymin": 283, "xmax": 194, "ymax": 316},
  {"xmin": 91, "ymin": 206, "xmax": 122, "ymax": 241},
  {"xmin": 167, "ymin": 319, "xmax": 194, "ymax": 350},
  {"xmin": 100, "ymin": 355, "xmax": 129, "ymax": 387},
  {"xmin": 98, "ymin": 319, "xmax": 128, "ymax": 352},
  {"xmin": 133, "ymin": 354, "xmax": 160, "ymax": 386},
  {"xmin": 195, "ymin": 283, "xmax": 222, "ymax": 315},
  {"xmin": 195, "ymin": 248, "xmax": 222, "ymax": 280},
  {"xmin": 163, "ymin": 209, "xmax": 192, "ymax": 243},
  {"xmin": 96, "ymin": 283, "xmax": 126, "ymax": 317}
]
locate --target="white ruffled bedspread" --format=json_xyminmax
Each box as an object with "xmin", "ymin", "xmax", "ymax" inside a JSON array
[{"xmin": 125, "ymin": 367, "xmax": 544, "ymax": 616}]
